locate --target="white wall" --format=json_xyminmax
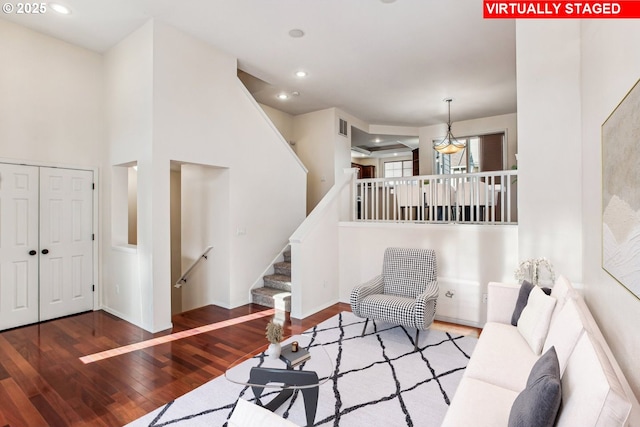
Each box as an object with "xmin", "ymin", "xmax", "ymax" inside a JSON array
[
  {"xmin": 418, "ymin": 113, "xmax": 518, "ymax": 175},
  {"xmin": 260, "ymin": 103, "xmax": 295, "ymax": 143},
  {"xmin": 516, "ymin": 21, "xmax": 583, "ymax": 284},
  {"xmin": 580, "ymin": 21, "xmax": 640, "ymax": 400},
  {"xmin": 333, "ymin": 112, "xmax": 351, "ymax": 190},
  {"xmin": 0, "ymin": 19, "xmax": 104, "ymax": 167},
  {"xmin": 369, "ymin": 124, "xmax": 420, "ymax": 137},
  {"xmin": 338, "ymin": 223, "xmax": 518, "ymax": 324},
  {"xmin": 290, "ymin": 170, "xmax": 356, "ymax": 319},
  {"xmin": 293, "ymin": 107, "xmax": 416, "ymax": 213},
  {"xmin": 103, "ymin": 21, "xmax": 154, "ymax": 329},
  {"xmin": 180, "ymin": 163, "xmax": 230, "ymax": 312},
  {"xmin": 170, "ymin": 169, "xmax": 182, "ymax": 315},
  {"xmin": 293, "ymin": 108, "xmax": 336, "ymax": 213},
  {"xmin": 151, "ymin": 21, "xmax": 306, "ymax": 317}
]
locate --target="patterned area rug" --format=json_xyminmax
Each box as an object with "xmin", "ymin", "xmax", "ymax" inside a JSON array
[{"xmin": 126, "ymin": 311, "xmax": 477, "ymax": 427}]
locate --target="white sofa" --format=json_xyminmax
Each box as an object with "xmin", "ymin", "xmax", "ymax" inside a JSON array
[{"xmin": 442, "ymin": 275, "xmax": 640, "ymax": 427}]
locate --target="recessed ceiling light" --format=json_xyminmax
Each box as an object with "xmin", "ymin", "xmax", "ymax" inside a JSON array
[
  {"xmin": 295, "ymin": 70, "xmax": 308, "ymax": 78},
  {"xmin": 291, "ymin": 91, "xmax": 300, "ymax": 96},
  {"xmin": 393, "ymin": 153, "xmax": 398, "ymax": 156},
  {"xmin": 374, "ymin": 138, "xmax": 382, "ymax": 144},
  {"xmin": 49, "ymin": 3, "xmax": 71, "ymax": 14},
  {"xmin": 277, "ymin": 93, "xmax": 289, "ymax": 100},
  {"xmin": 380, "ymin": 0, "xmax": 397, "ymax": 3},
  {"xmin": 288, "ymin": 29, "xmax": 305, "ymax": 38}
]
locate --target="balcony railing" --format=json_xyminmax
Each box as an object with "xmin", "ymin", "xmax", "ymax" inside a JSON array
[{"xmin": 353, "ymin": 170, "xmax": 517, "ymax": 224}]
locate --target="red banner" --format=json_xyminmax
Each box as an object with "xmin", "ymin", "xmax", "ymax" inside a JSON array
[{"xmin": 483, "ymin": 1, "xmax": 640, "ymax": 18}]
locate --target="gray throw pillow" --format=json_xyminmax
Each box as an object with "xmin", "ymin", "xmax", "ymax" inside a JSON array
[
  {"xmin": 527, "ymin": 346, "xmax": 561, "ymax": 387},
  {"xmin": 511, "ymin": 280, "xmax": 534, "ymax": 326},
  {"xmin": 508, "ymin": 347, "xmax": 562, "ymax": 427}
]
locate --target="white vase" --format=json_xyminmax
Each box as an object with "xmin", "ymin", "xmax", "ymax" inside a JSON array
[{"xmin": 268, "ymin": 342, "xmax": 281, "ymax": 359}]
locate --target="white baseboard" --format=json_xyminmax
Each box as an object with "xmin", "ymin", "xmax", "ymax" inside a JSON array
[
  {"xmin": 435, "ymin": 314, "xmax": 483, "ymax": 329},
  {"xmin": 100, "ymin": 305, "xmax": 173, "ymax": 333}
]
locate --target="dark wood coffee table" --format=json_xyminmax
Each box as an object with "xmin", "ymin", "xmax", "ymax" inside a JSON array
[{"xmin": 225, "ymin": 335, "xmax": 332, "ymax": 426}]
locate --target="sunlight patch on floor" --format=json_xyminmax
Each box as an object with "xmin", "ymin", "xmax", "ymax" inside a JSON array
[{"xmin": 79, "ymin": 309, "xmax": 275, "ymax": 364}]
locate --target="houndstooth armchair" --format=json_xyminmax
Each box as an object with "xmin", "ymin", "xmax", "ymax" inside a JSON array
[{"xmin": 350, "ymin": 247, "xmax": 439, "ymax": 350}]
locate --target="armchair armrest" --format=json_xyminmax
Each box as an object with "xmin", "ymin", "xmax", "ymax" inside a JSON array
[
  {"xmin": 415, "ymin": 280, "xmax": 439, "ymax": 330},
  {"xmin": 350, "ymin": 275, "xmax": 384, "ymax": 318},
  {"xmin": 486, "ymin": 281, "xmax": 520, "ymax": 324}
]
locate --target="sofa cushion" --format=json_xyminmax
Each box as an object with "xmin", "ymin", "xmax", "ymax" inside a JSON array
[
  {"xmin": 542, "ymin": 298, "xmax": 584, "ymax": 375},
  {"xmin": 441, "ymin": 377, "xmax": 519, "ymax": 427},
  {"xmin": 508, "ymin": 349, "xmax": 562, "ymax": 427},
  {"xmin": 464, "ymin": 322, "xmax": 539, "ymax": 392},
  {"xmin": 228, "ymin": 399, "xmax": 299, "ymax": 427},
  {"xmin": 517, "ymin": 286, "xmax": 557, "ymax": 355},
  {"xmin": 556, "ymin": 332, "xmax": 631, "ymax": 427},
  {"xmin": 549, "ymin": 275, "xmax": 573, "ymax": 323},
  {"xmin": 487, "ymin": 282, "xmax": 521, "ymax": 324},
  {"xmin": 510, "ymin": 280, "xmax": 534, "ymax": 326},
  {"xmin": 359, "ymin": 294, "xmax": 417, "ymax": 328}
]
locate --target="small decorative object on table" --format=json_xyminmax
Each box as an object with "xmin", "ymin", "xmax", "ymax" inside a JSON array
[
  {"xmin": 280, "ymin": 342, "xmax": 311, "ymax": 367},
  {"xmin": 515, "ymin": 257, "xmax": 556, "ymax": 286},
  {"xmin": 265, "ymin": 319, "xmax": 284, "ymax": 359},
  {"xmin": 291, "ymin": 341, "xmax": 299, "ymax": 352}
]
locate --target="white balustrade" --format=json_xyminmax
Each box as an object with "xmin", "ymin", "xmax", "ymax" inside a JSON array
[{"xmin": 354, "ymin": 170, "xmax": 517, "ymax": 224}]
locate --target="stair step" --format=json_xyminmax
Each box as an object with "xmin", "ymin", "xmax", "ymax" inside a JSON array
[
  {"xmin": 274, "ymin": 261, "xmax": 291, "ymax": 276},
  {"xmin": 251, "ymin": 287, "xmax": 291, "ymax": 312},
  {"xmin": 283, "ymin": 250, "xmax": 291, "ymax": 263},
  {"xmin": 263, "ymin": 274, "xmax": 291, "ymax": 292}
]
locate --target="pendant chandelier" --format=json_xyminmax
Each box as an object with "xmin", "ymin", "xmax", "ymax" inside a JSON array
[{"xmin": 433, "ymin": 98, "xmax": 465, "ymax": 154}]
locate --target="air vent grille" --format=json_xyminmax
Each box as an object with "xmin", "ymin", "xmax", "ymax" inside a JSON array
[{"xmin": 339, "ymin": 118, "xmax": 348, "ymax": 137}]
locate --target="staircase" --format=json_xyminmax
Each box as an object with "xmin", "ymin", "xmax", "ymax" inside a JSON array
[{"xmin": 251, "ymin": 249, "xmax": 291, "ymax": 312}]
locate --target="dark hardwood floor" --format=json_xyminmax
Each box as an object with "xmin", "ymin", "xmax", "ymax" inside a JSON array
[
  {"xmin": 0, "ymin": 303, "xmax": 479, "ymax": 426},
  {"xmin": 0, "ymin": 303, "xmax": 350, "ymax": 427}
]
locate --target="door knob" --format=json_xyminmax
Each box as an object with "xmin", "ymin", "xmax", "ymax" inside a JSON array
[
  {"xmin": 29, "ymin": 250, "xmax": 37, "ymax": 256},
  {"xmin": 41, "ymin": 249, "xmax": 49, "ymax": 255}
]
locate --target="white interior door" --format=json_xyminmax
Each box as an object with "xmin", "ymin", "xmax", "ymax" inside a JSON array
[
  {"xmin": 39, "ymin": 167, "xmax": 94, "ymax": 321},
  {"xmin": 0, "ymin": 164, "xmax": 40, "ymax": 330}
]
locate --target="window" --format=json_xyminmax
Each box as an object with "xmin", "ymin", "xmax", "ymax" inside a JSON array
[
  {"xmin": 433, "ymin": 133, "xmax": 504, "ymax": 175},
  {"xmin": 384, "ymin": 160, "xmax": 413, "ymax": 178}
]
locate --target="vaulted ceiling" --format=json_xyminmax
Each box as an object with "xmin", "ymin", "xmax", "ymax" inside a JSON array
[{"xmin": 2, "ymin": 0, "xmax": 516, "ymax": 128}]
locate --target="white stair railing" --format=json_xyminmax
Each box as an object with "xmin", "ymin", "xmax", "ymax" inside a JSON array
[
  {"xmin": 175, "ymin": 246, "xmax": 213, "ymax": 288},
  {"xmin": 354, "ymin": 170, "xmax": 517, "ymax": 224}
]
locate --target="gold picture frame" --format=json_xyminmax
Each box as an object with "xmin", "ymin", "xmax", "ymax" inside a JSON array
[{"xmin": 602, "ymin": 77, "xmax": 640, "ymax": 299}]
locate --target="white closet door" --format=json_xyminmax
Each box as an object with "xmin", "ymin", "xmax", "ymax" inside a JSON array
[
  {"xmin": 0, "ymin": 164, "xmax": 40, "ymax": 330},
  {"xmin": 39, "ymin": 167, "xmax": 94, "ymax": 321}
]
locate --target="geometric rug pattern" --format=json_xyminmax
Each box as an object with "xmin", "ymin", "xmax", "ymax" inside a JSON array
[{"xmin": 126, "ymin": 311, "xmax": 477, "ymax": 427}]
